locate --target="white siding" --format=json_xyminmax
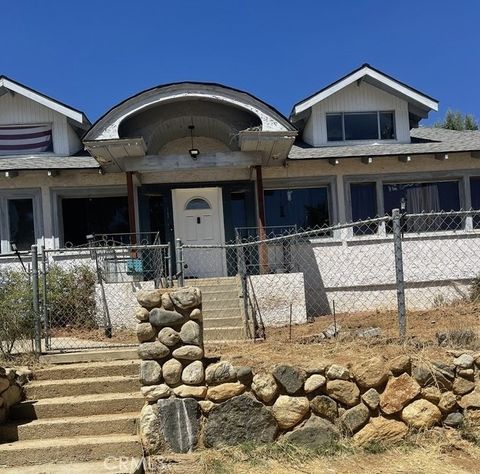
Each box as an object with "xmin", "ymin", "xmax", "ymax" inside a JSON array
[{"xmin": 303, "ymin": 81, "xmax": 411, "ymax": 146}]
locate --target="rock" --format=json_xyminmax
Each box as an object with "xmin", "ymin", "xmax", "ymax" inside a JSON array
[
  {"xmin": 140, "ymin": 384, "xmax": 171, "ymax": 402},
  {"xmin": 272, "ymin": 365, "xmax": 306, "ymax": 395},
  {"xmin": 140, "ymin": 360, "xmax": 162, "ymax": 385},
  {"xmin": 272, "ymin": 396, "xmax": 310, "ymax": 429},
  {"xmin": 310, "ymin": 395, "xmax": 337, "ymax": 422},
  {"xmin": 135, "ymin": 306, "xmax": 150, "ymax": 322},
  {"xmin": 4, "ymin": 369, "xmax": 16, "ymax": 381},
  {"xmin": 284, "ymin": 415, "xmax": 340, "ymax": 449},
  {"xmin": 139, "ymin": 403, "xmax": 163, "ymax": 455},
  {"xmin": 458, "ymin": 387, "xmax": 480, "ymax": 409},
  {"xmin": 170, "ymin": 287, "xmax": 202, "ymax": 311},
  {"xmin": 162, "ymin": 358, "xmax": 183, "ymax": 385},
  {"xmin": 173, "ymin": 385, "xmax": 207, "ymax": 399},
  {"xmin": 457, "ymin": 369, "xmax": 474, "ymax": 378},
  {"xmin": 353, "ymin": 417, "xmax": 409, "ymax": 446},
  {"xmin": 157, "ymin": 398, "xmax": 200, "ymax": 453},
  {"xmin": 138, "ymin": 341, "xmax": 170, "ymax": 360},
  {"xmin": 388, "ymin": 355, "xmax": 411, "ymax": 375},
  {"xmin": 205, "ymin": 361, "xmax": 237, "ymax": 385},
  {"xmin": 161, "ymin": 292, "xmax": 174, "ymax": 310},
  {"xmin": 444, "ymin": 412, "xmax": 464, "ymax": 428},
  {"xmin": 0, "ymin": 396, "xmax": 3, "ymax": 408},
  {"xmin": 0, "ymin": 407, "xmax": 6, "ymax": 424},
  {"xmin": 158, "ymin": 327, "xmax": 181, "ymax": 347},
  {"xmin": 15, "ymin": 368, "xmax": 32, "ymax": 386},
  {"xmin": 150, "ymin": 308, "xmax": 189, "ymax": 327},
  {"xmin": 137, "ymin": 289, "xmax": 163, "ymax": 309},
  {"xmin": 0, "ymin": 376, "xmax": 9, "ymax": 393},
  {"xmin": 304, "ymin": 362, "xmax": 329, "ymax": 375},
  {"xmin": 207, "ymin": 382, "xmax": 246, "ymax": 402},
  {"xmin": 341, "ymin": 403, "xmax": 370, "ymax": 434},
  {"xmin": 421, "ymin": 386, "xmax": 441, "ymax": 405},
  {"xmin": 326, "ymin": 380, "xmax": 360, "ymax": 407},
  {"xmin": 1, "ymin": 384, "xmax": 21, "ymax": 408},
  {"xmin": 136, "ymin": 322, "xmax": 157, "ymax": 343},
  {"xmin": 453, "ymin": 354, "xmax": 474, "ymax": 369},
  {"xmin": 251, "ymin": 373, "xmax": 278, "ymax": 403},
  {"xmin": 182, "ymin": 361, "xmax": 204, "ymax": 385},
  {"xmin": 379, "ymin": 373, "xmax": 420, "ymax": 415},
  {"xmin": 412, "ymin": 363, "xmax": 453, "ymax": 390},
  {"xmin": 356, "ymin": 327, "xmax": 381, "ymax": 338},
  {"xmin": 326, "ymin": 364, "xmax": 350, "ymax": 381},
  {"xmin": 402, "ymin": 399, "xmax": 442, "ymax": 429},
  {"xmin": 438, "ymin": 391, "xmax": 457, "ymax": 413},
  {"xmin": 190, "ymin": 308, "xmax": 203, "ymax": 321},
  {"xmin": 204, "ymin": 394, "xmax": 277, "ymax": 447},
  {"xmin": 362, "ymin": 388, "xmax": 380, "ymax": 410},
  {"xmin": 453, "ymin": 377, "xmax": 475, "ymax": 395},
  {"xmin": 199, "ymin": 400, "xmax": 215, "ymax": 414},
  {"xmin": 352, "ymin": 357, "xmax": 389, "ymax": 389},
  {"xmin": 323, "ymin": 323, "xmax": 341, "ymax": 338},
  {"xmin": 172, "ymin": 345, "xmax": 204, "ymax": 361},
  {"xmin": 236, "ymin": 366, "xmax": 253, "ymax": 386},
  {"xmin": 304, "ymin": 374, "xmax": 326, "ymax": 394},
  {"xmin": 180, "ymin": 320, "xmax": 202, "ymax": 347}
]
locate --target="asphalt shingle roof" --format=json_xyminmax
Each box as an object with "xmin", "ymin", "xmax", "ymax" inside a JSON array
[
  {"xmin": 288, "ymin": 127, "xmax": 480, "ymax": 160},
  {"xmin": 0, "ymin": 154, "xmax": 99, "ymax": 171}
]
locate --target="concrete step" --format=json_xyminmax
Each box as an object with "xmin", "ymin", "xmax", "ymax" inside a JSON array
[
  {"xmin": 204, "ymin": 326, "xmax": 246, "ymax": 341},
  {"xmin": 203, "ymin": 300, "xmax": 241, "ymax": 311},
  {"xmin": 203, "ymin": 317, "xmax": 244, "ymax": 329},
  {"xmin": 199, "ymin": 285, "xmax": 239, "ymax": 295},
  {"xmin": 185, "ymin": 276, "xmax": 238, "ymax": 285},
  {"xmin": 39, "ymin": 348, "xmax": 138, "ymax": 364},
  {"xmin": 0, "ymin": 434, "xmax": 141, "ymax": 467},
  {"xmin": 25, "ymin": 375, "xmax": 140, "ymax": 400},
  {"xmin": 34, "ymin": 360, "xmax": 140, "ymax": 381},
  {"xmin": 10, "ymin": 392, "xmax": 144, "ymax": 420},
  {"xmin": 0, "ymin": 412, "xmax": 138, "ymax": 442},
  {"xmin": 203, "ymin": 308, "xmax": 242, "ymax": 319}
]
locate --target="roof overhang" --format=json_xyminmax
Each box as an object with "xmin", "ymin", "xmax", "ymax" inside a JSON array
[
  {"xmin": 84, "ymin": 138, "xmax": 147, "ymax": 168},
  {"xmin": 239, "ymin": 130, "xmax": 297, "ymax": 165}
]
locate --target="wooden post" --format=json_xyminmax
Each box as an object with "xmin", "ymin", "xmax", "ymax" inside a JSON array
[
  {"xmin": 254, "ymin": 165, "xmax": 268, "ymax": 273},
  {"xmin": 126, "ymin": 171, "xmax": 137, "ymax": 245}
]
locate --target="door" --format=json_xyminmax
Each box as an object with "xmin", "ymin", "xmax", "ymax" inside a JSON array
[{"xmin": 172, "ymin": 187, "xmax": 226, "ymax": 278}]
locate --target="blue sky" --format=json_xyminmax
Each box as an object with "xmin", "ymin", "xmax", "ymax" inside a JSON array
[{"xmin": 2, "ymin": 1, "xmax": 479, "ymax": 124}]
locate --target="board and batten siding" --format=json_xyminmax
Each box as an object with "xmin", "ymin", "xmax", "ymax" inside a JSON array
[
  {"xmin": 0, "ymin": 92, "xmax": 81, "ymax": 155},
  {"xmin": 304, "ymin": 81, "xmax": 411, "ymax": 146}
]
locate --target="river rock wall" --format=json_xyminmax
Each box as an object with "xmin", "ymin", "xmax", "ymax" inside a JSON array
[
  {"xmin": 0, "ymin": 366, "xmax": 30, "ymax": 426},
  {"xmin": 135, "ymin": 287, "xmax": 480, "ymax": 454}
]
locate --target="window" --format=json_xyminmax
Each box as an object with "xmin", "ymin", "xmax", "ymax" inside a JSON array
[
  {"xmin": 350, "ymin": 182, "xmax": 377, "ymax": 235},
  {"xmin": 327, "ymin": 112, "xmax": 395, "ymax": 141},
  {"xmin": 469, "ymin": 177, "xmax": 480, "ymax": 228},
  {"xmin": 185, "ymin": 198, "xmax": 211, "ymax": 210},
  {"xmin": 8, "ymin": 198, "xmax": 35, "ymax": 250},
  {"xmin": 264, "ymin": 187, "xmax": 330, "ymax": 234},
  {"xmin": 0, "ymin": 125, "xmax": 53, "ymax": 155},
  {"xmin": 62, "ymin": 196, "xmax": 129, "ymax": 246}
]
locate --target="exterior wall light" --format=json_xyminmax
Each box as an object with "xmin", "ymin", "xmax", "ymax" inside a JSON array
[{"xmin": 188, "ymin": 123, "xmax": 199, "ymax": 160}]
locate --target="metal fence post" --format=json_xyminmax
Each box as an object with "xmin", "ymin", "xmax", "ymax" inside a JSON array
[
  {"xmin": 40, "ymin": 246, "xmax": 50, "ymax": 351},
  {"xmin": 167, "ymin": 241, "xmax": 174, "ymax": 288},
  {"xmin": 392, "ymin": 209, "xmax": 407, "ymax": 339},
  {"xmin": 176, "ymin": 238, "xmax": 184, "ymax": 287},
  {"xmin": 31, "ymin": 245, "xmax": 42, "ymax": 355}
]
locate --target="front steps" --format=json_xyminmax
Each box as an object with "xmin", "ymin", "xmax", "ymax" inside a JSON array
[{"xmin": 0, "ymin": 358, "xmax": 143, "ymax": 471}]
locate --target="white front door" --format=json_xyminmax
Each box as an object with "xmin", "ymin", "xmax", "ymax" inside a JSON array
[{"xmin": 172, "ymin": 187, "xmax": 226, "ymax": 278}]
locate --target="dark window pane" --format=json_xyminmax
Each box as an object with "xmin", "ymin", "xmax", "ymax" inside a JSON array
[
  {"xmin": 380, "ymin": 112, "xmax": 395, "ymax": 139},
  {"xmin": 62, "ymin": 196, "xmax": 129, "ymax": 246},
  {"xmin": 8, "ymin": 199, "xmax": 35, "ymax": 251},
  {"xmin": 230, "ymin": 192, "xmax": 248, "ymax": 239},
  {"xmin": 344, "ymin": 112, "xmax": 378, "ymax": 140},
  {"xmin": 185, "ymin": 198, "xmax": 210, "ymax": 210},
  {"xmin": 326, "ymin": 114, "xmax": 343, "ymax": 141},
  {"xmin": 148, "ymin": 195, "xmax": 167, "ymax": 243},
  {"xmin": 351, "ymin": 183, "xmax": 377, "ymax": 235},
  {"xmin": 470, "ymin": 177, "xmax": 480, "ymax": 228}
]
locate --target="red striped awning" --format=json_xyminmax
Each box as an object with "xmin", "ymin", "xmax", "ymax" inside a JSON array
[{"xmin": 0, "ymin": 125, "xmax": 53, "ymax": 154}]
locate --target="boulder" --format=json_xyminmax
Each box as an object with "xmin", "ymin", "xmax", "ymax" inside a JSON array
[
  {"xmin": 272, "ymin": 365, "xmax": 306, "ymax": 395},
  {"xmin": 362, "ymin": 388, "xmax": 380, "ymax": 410},
  {"xmin": 207, "ymin": 382, "xmax": 246, "ymax": 402},
  {"xmin": 157, "ymin": 398, "xmax": 201, "ymax": 453},
  {"xmin": 158, "ymin": 327, "xmax": 181, "ymax": 347},
  {"xmin": 15, "ymin": 368, "xmax": 32, "ymax": 386},
  {"xmin": 140, "ymin": 384, "xmax": 171, "ymax": 402},
  {"xmin": 421, "ymin": 386, "xmax": 441, "ymax": 405},
  {"xmin": 150, "ymin": 308, "xmax": 189, "ymax": 328},
  {"xmin": 453, "ymin": 354, "xmax": 474, "ymax": 369},
  {"xmin": 326, "ymin": 364, "xmax": 350, "ymax": 381},
  {"xmin": 173, "ymin": 385, "xmax": 207, "ymax": 399},
  {"xmin": 198, "ymin": 400, "xmax": 215, "ymax": 414},
  {"xmin": 379, "ymin": 373, "xmax": 420, "ymax": 415},
  {"xmin": 304, "ymin": 362, "xmax": 329, "ymax": 375},
  {"xmin": 205, "ymin": 361, "xmax": 237, "ymax": 385},
  {"xmin": 140, "ymin": 360, "xmax": 162, "ymax": 385},
  {"xmin": 236, "ymin": 366, "xmax": 253, "ymax": 386},
  {"xmin": 457, "ymin": 368, "xmax": 474, "ymax": 378},
  {"xmin": 326, "ymin": 380, "xmax": 360, "ymax": 407},
  {"xmin": 284, "ymin": 415, "xmax": 340, "ymax": 450},
  {"xmin": 1, "ymin": 384, "xmax": 21, "ymax": 408},
  {"xmin": 251, "ymin": 373, "xmax": 278, "ymax": 403},
  {"xmin": 139, "ymin": 403, "xmax": 163, "ymax": 455},
  {"xmin": 272, "ymin": 395, "xmax": 309, "ymax": 429},
  {"xmin": 179, "ymin": 320, "xmax": 202, "ymax": 347},
  {"xmin": 412, "ymin": 362, "xmax": 454, "ymax": 390},
  {"xmin": 353, "ymin": 417, "xmax": 408, "ymax": 446},
  {"xmin": 162, "ymin": 358, "xmax": 183, "ymax": 386},
  {"xmin": 458, "ymin": 387, "xmax": 480, "ymax": 409},
  {"xmin": 172, "ymin": 345, "xmax": 204, "ymax": 361},
  {"xmin": 137, "ymin": 289, "xmax": 163, "ymax": 309},
  {"xmin": 401, "ymin": 399, "xmax": 442, "ymax": 429},
  {"xmin": 136, "ymin": 322, "xmax": 157, "ymax": 343},
  {"xmin": 138, "ymin": 341, "xmax": 170, "ymax": 360},
  {"xmin": 340, "ymin": 403, "xmax": 370, "ymax": 434},
  {"xmin": 310, "ymin": 395, "xmax": 338, "ymax": 422},
  {"xmin": 135, "ymin": 306, "xmax": 150, "ymax": 322},
  {"xmin": 170, "ymin": 287, "xmax": 202, "ymax": 311},
  {"xmin": 452, "ymin": 376, "xmax": 475, "ymax": 396},
  {"xmin": 444, "ymin": 412, "xmax": 464, "ymax": 428},
  {"xmin": 388, "ymin": 355, "xmax": 411, "ymax": 376},
  {"xmin": 352, "ymin": 357, "xmax": 389, "ymax": 389},
  {"xmin": 438, "ymin": 391, "xmax": 457, "ymax": 413},
  {"xmin": 190, "ymin": 308, "xmax": 203, "ymax": 321},
  {"xmin": 304, "ymin": 374, "xmax": 326, "ymax": 394},
  {"xmin": 161, "ymin": 292, "xmax": 174, "ymax": 310},
  {"xmin": 182, "ymin": 361, "xmax": 205, "ymax": 386},
  {"xmin": 204, "ymin": 394, "xmax": 278, "ymax": 447},
  {"xmin": 0, "ymin": 376, "xmax": 9, "ymax": 393}
]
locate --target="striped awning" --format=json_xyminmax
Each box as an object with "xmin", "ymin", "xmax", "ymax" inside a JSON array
[{"xmin": 0, "ymin": 125, "xmax": 53, "ymax": 154}]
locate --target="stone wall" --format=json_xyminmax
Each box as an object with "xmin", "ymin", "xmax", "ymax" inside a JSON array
[
  {"xmin": 0, "ymin": 366, "xmax": 30, "ymax": 425},
  {"xmin": 135, "ymin": 287, "xmax": 480, "ymax": 454}
]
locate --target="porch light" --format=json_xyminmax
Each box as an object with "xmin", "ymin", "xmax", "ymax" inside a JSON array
[{"xmin": 188, "ymin": 124, "xmax": 199, "ymax": 160}]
